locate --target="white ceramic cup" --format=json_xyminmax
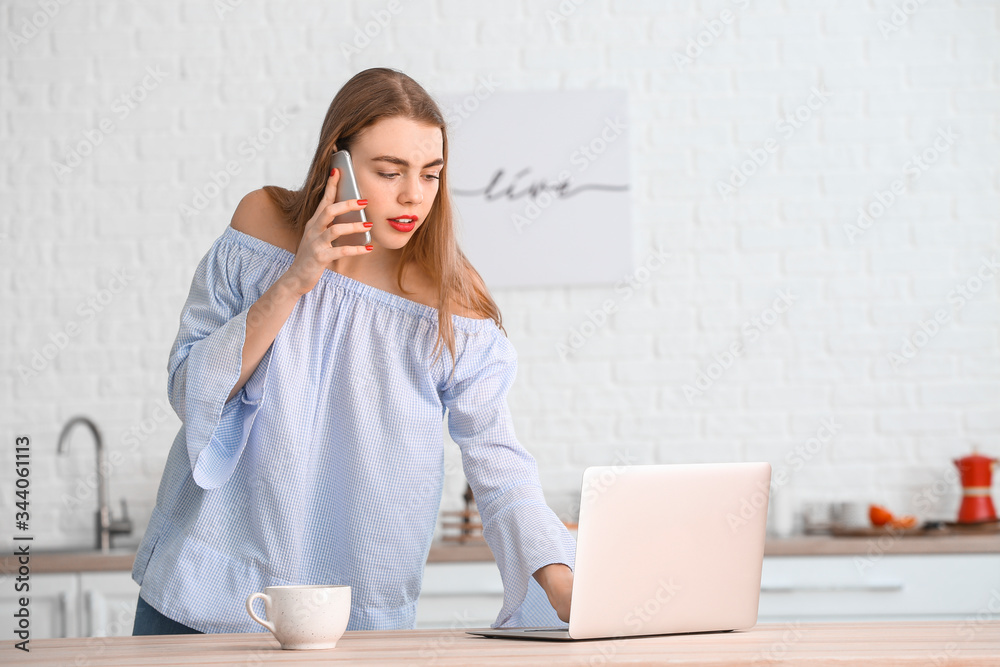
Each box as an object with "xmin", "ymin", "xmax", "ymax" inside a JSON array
[{"xmin": 246, "ymin": 584, "xmax": 351, "ymax": 650}]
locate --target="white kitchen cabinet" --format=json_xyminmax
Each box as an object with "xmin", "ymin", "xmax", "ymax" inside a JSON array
[
  {"xmin": 79, "ymin": 571, "xmax": 140, "ymax": 637},
  {"xmin": 416, "ymin": 562, "xmax": 503, "ymax": 629},
  {"xmin": 759, "ymin": 554, "xmax": 1000, "ymax": 622},
  {"xmin": 0, "ymin": 573, "xmax": 79, "ymax": 640},
  {"xmin": 0, "ymin": 571, "xmax": 138, "ymax": 640},
  {"xmin": 417, "ymin": 554, "xmax": 1000, "ymax": 628}
]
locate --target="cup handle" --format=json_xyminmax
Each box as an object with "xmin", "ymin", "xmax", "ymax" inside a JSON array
[{"xmin": 246, "ymin": 592, "xmax": 276, "ymax": 634}]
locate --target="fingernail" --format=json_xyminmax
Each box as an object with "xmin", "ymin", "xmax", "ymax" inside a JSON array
[
  {"xmin": 330, "ymin": 167, "xmax": 337, "ymax": 177},
  {"xmin": 363, "ymin": 222, "xmax": 373, "ymax": 228},
  {"xmin": 365, "ymin": 244, "xmax": 373, "ymax": 251},
  {"xmin": 357, "ymin": 199, "xmax": 368, "ymax": 206}
]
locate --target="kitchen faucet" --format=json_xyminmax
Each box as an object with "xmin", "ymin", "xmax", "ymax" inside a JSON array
[{"xmin": 57, "ymin": 416, "xmax": 133, "ymax": 552}]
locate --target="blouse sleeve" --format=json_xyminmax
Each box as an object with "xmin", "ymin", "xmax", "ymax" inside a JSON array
[
  {"xmin": 167, "ymin": 234, "xmax": 274, "ymax": 490},
  {"xmin": 441, "ymin": 325, "xmax": 577, "ymax": 628}
]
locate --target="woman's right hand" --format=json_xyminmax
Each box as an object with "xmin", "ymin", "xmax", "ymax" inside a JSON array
[{"xmin": 282, "ymin": 167, "xmax": 371, "ymax": 296}]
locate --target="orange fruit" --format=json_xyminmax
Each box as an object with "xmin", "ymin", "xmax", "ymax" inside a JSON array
[
  {"xmin": 889, "ymin": 515, "xmax": 917, "ymax": 530},
  {"xmin": 869, "ymin": 504, "xmax": 893, "ymax": 526}
]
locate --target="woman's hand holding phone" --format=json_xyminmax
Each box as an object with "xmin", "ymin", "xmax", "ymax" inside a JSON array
[
  {"xmin": 228, "ymin": 170, "xmax": 368, "ymax": 401},
  {"xmin": 282, "ymin": 167, "xmax": 371, "ymax": 297}
]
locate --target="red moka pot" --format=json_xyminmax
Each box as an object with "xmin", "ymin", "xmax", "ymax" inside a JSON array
[{"xmin": 954, "ymin": 452, "xmax": 998, "ymax": 524}]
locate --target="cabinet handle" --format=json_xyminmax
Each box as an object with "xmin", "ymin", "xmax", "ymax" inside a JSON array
[
  {"xmin": 57, "ymin": 593, "xmax": 67, "ymax": 638},
  {"xmin": 761, "ymin": 581, "xmax": 904, "ymax": 593},
  {"xmin": 84, "ymin": 591, "xmax": 93, "ymax": 637}
]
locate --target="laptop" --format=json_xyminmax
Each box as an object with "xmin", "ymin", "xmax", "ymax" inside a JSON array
[{"xmin": 468, "ymin": 462, "xmax": 771, "ymax": 641}]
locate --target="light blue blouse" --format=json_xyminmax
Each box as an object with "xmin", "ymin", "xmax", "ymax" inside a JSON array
[{"xmin": 131, "ymin": 226, "xmax": 576, "ymax": 633}]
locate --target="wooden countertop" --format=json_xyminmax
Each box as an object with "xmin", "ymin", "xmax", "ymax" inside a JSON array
[
  {"xmin": 6, "ymin": 621, "xmax": 1000, "ymax": 665},
  {"xmin": 5, "ymin": 534, "xmax": 1000, "ymax": 575},
  {"xmin": 764, "ymin": 533, "xmax": 1000, "ymax": 556},
  {"xmin": 0, "ymin": 548, "xmax": 138, "ymax": 574}
]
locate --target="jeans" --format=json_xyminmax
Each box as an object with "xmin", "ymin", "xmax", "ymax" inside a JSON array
[{"xmin": 132, "ymin": 594, "xmax": 203, "ymax": 635}]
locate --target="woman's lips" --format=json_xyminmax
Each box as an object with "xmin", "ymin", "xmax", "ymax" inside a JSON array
[{"xmin": 387, "ymin": 215, "xmax": 417, "ymax": 232}]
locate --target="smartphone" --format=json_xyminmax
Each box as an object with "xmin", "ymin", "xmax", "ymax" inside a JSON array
[{"xmin": 329, "ymin": 150, "xmax": 370, "ymax": 247}]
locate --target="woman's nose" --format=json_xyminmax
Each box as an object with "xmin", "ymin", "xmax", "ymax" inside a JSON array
[{"xmin": 399, "ymin": 176, "xmax": 423, "ymax": 205}]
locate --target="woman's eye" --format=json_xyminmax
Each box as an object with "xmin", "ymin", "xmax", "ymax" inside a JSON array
[
  {"xmin": 423, "ymin": 173, "xmax": 441, "ymax": 181},
  {"xmin": 378, "ymin": 172, "xmax": 399, "ymax": 180}
]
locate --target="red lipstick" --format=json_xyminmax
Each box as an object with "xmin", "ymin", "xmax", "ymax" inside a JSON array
[{"xmin": 387, "ymin": 215, "xmax": 418, "ymax": 233}]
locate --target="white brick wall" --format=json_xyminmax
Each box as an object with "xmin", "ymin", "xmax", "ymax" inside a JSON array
[{"xmin": 1, "ymin": 0, "xmax": 997, "ymax": 550}]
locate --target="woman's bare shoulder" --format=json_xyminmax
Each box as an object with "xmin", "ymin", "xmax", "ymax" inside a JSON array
[{"xmin": 229, "ymin": 189, "xmax": 298, "ymax": 253}]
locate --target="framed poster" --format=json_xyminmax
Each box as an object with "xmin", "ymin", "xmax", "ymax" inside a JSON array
[{"xmin": 440, "ymin": 89, "xmax": 632, "ymax": 288}]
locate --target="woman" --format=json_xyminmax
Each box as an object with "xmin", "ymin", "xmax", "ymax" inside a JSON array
[{"xmin": 131, "ymin": 68, "xmax": 575, "ymax": 635}]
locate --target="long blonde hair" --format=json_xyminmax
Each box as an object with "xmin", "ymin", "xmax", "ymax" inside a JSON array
[{"xmin": 263, "ymin": 68, "xmax": 502, "ymax": 368}]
